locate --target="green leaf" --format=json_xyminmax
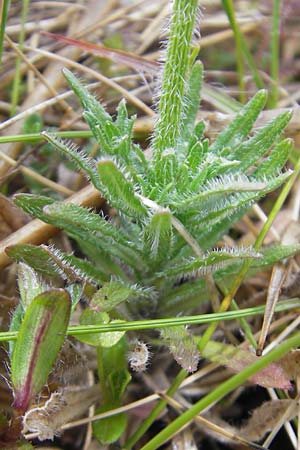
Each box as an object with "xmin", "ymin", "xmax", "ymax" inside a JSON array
[
  {"xmin": 22, "ymin": 113, "xmax": 43, "ymax": 134},
  {"xmin": 91, "ymin": 281, "xmax": 151, "ymax": 313},
  {"xmin": 14, "ymin": 193, "xmax": 55, "ymax": 220},
  {"xmin": 93, "ymin": 337, "xmax": 131, "ymax": 444},
  {"xmin": 11, "ymin": 289, "xmax": 71, "ymax": 411},
  {"xmin": 176, "ymin": 174, "xmax": 266, "ymax": 210},
  {"xmin": 143, "ymin": 209, "xmax": 173, "ymax": 264},
  {"xmin": 7, "ymin": 243, "xmax": 106, "ymax": 284},
  {"xmin": 97, "ymin": 159, "xmax": 147, "ymax": 217},
  {"xmin": 210, "ymin": 90, "xmax": 268, "ymax": 154},
  {"xmin": 92, "ymin": 407, "xmax": 127, "ymax": 445},
  {"xmin": 41, "ymin": 132, "xmax": 101, "ymax": 189},
  {"xmin": 42, "ymin": 203, "xmax": 146, "ymax": 277},
  {"xmin": 63, "ymin": 68, "xmax": 111, "ymax": 124},
  {"xmin": 180, "ymin": 61, "xmax": 203, "ymax": 143},
  {"xmin": 78, "ymin": 309, "xmax": 125, "ymax": 347},
  {"xmin": 228, "ymin": 110, "xmax": 292, "ymax": 171},
  {"xmin": 17, "ymin": 262, "xmax": 47, "ymax": 309},
  {"xmin": 7, "ymin": 245, "xmax": 61, "ymax": 280},
  {"xmin": 160, "ymin": 247, "xmax": 261, "ymax": 280},
  {"xmin": 252, "ymin": 138, "xmax": 292, "ymax": 178}
]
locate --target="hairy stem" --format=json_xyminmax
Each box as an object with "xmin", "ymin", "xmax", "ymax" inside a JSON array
[{"xmin": 152, "ymin": 0, "xmax": 198, "ymax": 158}]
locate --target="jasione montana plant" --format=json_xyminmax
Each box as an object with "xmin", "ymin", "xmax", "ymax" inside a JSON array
[{"xmin": 6, "ymin": 0, "xmax": 298, "ymax": 445}]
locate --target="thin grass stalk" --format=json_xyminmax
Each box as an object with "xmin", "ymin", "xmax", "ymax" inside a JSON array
[
  {"xmin": 140, "ymin": 332, "xmax": 300, "ymax": 450},
  {"xmin": 269, "ymin": 0, "xmax": 281, "ymax": 107},
  {"xmin": 10, "ymin": 0, "xmax": 30, "ymax": 116},
  {"xmin": 0, "ymin": 0, "xmax": 10, "ymax": 67},
  {"xmin": 0, "ymin": 299, "xmax": 299, "ymax": 342},
  {"xmin": 122, "ymin": 298, "xmax": 299, "ymax": 449},
  {"xmin": 222, "ymin": 0, "xmax": 246, "ymax": 103}
]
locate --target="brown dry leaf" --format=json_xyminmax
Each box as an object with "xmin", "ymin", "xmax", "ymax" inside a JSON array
[
  {"xmin": 279, "ymin": 350, "xmax": 300, "ymax": 380},
  {"xmin": 204, "ymin": 399, "xmax": 296, "ymax": 445},
  {"xmin": 23, "ymin": 385, "xmax": 101, "ymax": 440},
  {"xmin": 240, "ymin": 399, "xmax": 297, "ymax": 442},
  {"xmin": 202, "ymin": 340, "xmax": 291, "ymax": 389}
]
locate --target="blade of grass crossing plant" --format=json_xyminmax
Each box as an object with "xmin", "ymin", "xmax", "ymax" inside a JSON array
[
  {"xmin": 140, "ymin": 332, "xmax": 300, "ymax": 450},
  {"xmin": 222, "ymin": 0, "xmax": 246, "ymax": 103},
  {"xmin": 269, "ymin": 0, "xmax": 281, "ymax": 107},
  {"xmin": 198, "ymin": 153, "xmax": 300, "ymax": 353},
  {"xmin": 0, "ymin": 0, "xmax": 10, "ymax": 67},
  {"xmin": 11, "ymin": 289, "xmax": 71, "ymax": 412},
  {"xmin": 222, "ymin": 0, "xmax": 264, "ymax": 90},
  {"xmin": 1, "ymin": 299, "xmax": 300, "ymax": 343}
]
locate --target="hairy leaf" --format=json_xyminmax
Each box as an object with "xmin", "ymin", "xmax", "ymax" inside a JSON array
[{"xmin": 11, "ymin": 289, "xmax": 71, "ymax": 411}]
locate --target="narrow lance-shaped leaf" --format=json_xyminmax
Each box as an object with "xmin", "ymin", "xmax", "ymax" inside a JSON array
[
  {"xmin": 176, "ymin": 174, "xmax": 266, "ymax": 210},
  {"xmin": 143, "ymin": 209, "xmax": 173, "ymax": 264},
  {"xmin": 43, "ymin": 202, "xmax": 146, "ymax": 273},
  {"xmin": 63, "ymin": 68, "xmax": 111, "ymax": 123},
  {"xmin": 152, "ymin": 0, "xmax": 199, "ymax": 157},
  {"xmin": 251, "ymin": 137, "xmax": 292, "ymax": 178},
  {"xmin": 7, "ymin": 243, "xmax": 106, "ymax": 284},
  {"xmin": 210, "ymin": 90, "xmax": 268, "ymax": 154},
  {"xmin": 41, "ymin": 132, "xmax": 101, "ymax": 189},
  {"xmin": 97, "ymin": 159, "xmax": 147, "ymax": 218},
  {"xmin": 160, "ymin": 247, "xmax": 261, "ymax": 280},
  {"xmin": 14, "ymin": 193, "xmax": 55, "ymax": 221},
  {"xmin": 180, "ymin": 61, "xmax": 203, "ymax": 144},
  {"xmin": 11, "ymin": 289, "xmax": 71, "ymax": 412},
  {"xmin": 91, "ymin": 281, "xmax": 153, "ymax": 313},
  {"xmin": 229, "ymin": 110, "xmax": 292, "ymax": 171}
]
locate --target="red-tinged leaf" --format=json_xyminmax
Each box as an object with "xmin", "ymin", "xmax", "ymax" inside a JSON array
[
  {"xmin": 11, "ymin": 289, "xmax": 71, "ymax": 412},
  {"xmin": 41, "ymin": 31, "xmax": 159, "ymax": 75},
  {"xmin": 202, "ymin": 340, "xmax": 291, "ymax": 389}
]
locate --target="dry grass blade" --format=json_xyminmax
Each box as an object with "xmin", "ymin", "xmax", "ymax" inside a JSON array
[
  {"xmin": 160, "ymin": 394, "xmax": 268, "ymax": 450},
  {"xmin": 257, "ymin": 221, "xmax": 300, "ymax": 355}
]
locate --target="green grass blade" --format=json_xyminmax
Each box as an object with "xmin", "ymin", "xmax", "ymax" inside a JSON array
[
  {"xmin": 222, "ymin": 0, "xmax": 246, "ymax": 103},
  {"xmin": 10, "ymin": 0, "xmax": 30, "ymax": 116},
  {"xmin": 269, "ymin": 0, "xmax": 281, "ymax": 107},
  {"xmin": 0, "ymin": 0, "xmax": 10, "ymax": 67}
]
